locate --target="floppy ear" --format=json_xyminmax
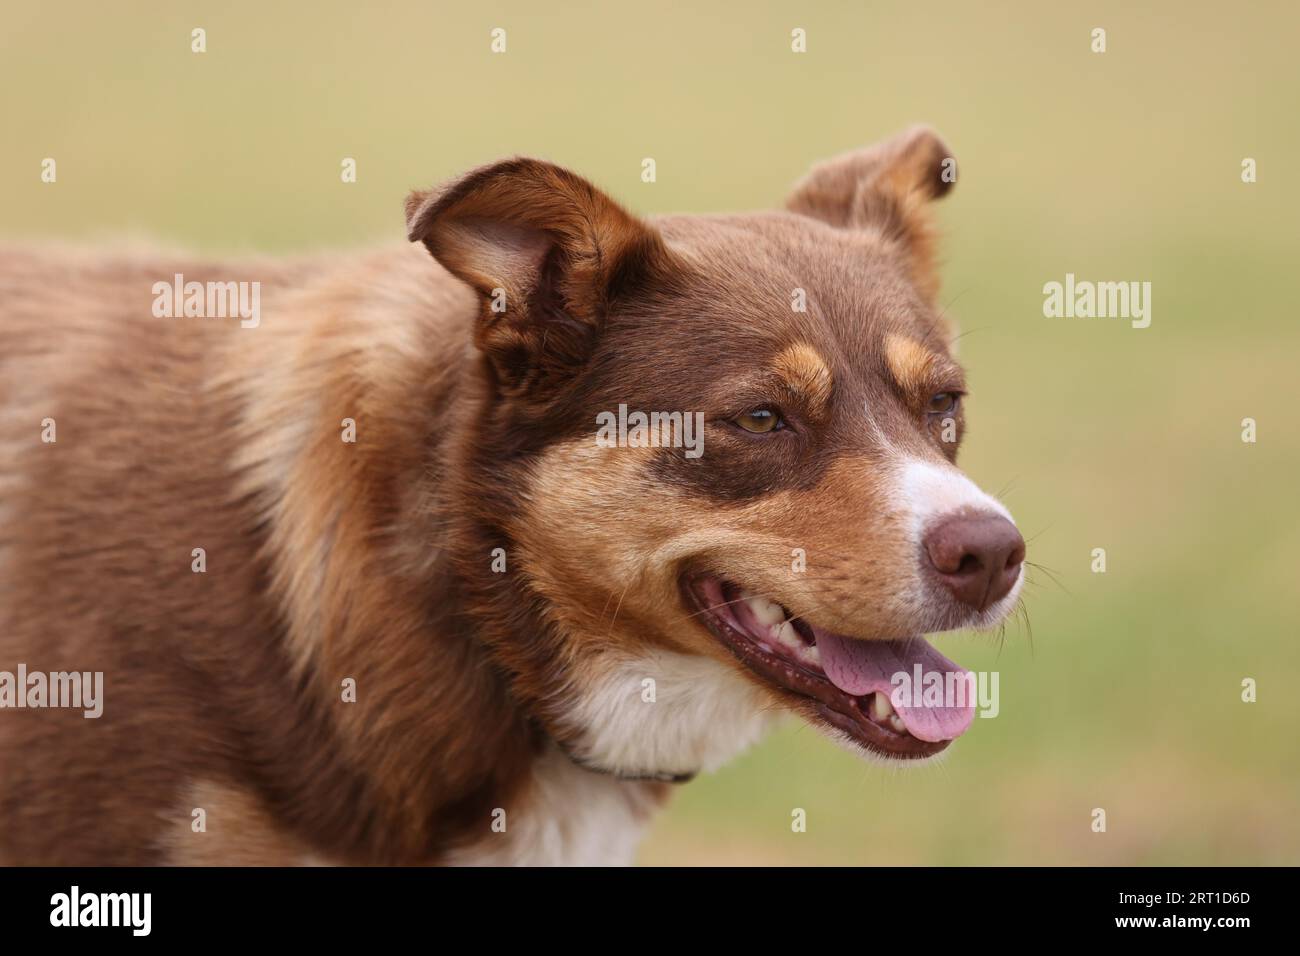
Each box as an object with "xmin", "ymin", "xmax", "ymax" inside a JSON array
[
  {"xmin": 786, "ymin": 126, "xmax": 954, "ymax": 301},
  {"xmin": 406, "ymin": 158, "xmax": 668, "ymax": 397}
]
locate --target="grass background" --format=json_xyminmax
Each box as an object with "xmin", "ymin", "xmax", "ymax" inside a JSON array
[{"xmin": 3, "ymin": 1, "xmax": 1296, "ymax": 864}]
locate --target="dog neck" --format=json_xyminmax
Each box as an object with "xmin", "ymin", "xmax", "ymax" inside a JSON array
[{"xmin": 223, "ymin": 246, "xmax": 693, "ymax": 862}]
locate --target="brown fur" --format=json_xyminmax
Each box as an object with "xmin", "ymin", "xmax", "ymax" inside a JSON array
[{"xmin": 0, "ymin": 127, "xmax": 967, "ymax": 864}]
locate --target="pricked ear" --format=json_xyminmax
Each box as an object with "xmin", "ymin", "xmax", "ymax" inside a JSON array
[
  {"xmin": 786, "ymin": 126, "xmax": 955, "ymax": 301},
  {"xmin": 406, "ymin": 158, "xmax": 668, "ymax": 396}
]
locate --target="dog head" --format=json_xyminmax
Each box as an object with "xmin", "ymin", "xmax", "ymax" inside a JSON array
[{"xmin": 408, "ymin": 127, "xmax": 1025, "ymax": 779}]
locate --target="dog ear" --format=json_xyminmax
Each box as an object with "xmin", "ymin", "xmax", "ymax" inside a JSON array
[
  {"xmin": 406, "ymin": 158, "xmax": 669, "ymax": 397},
  {"xmin": 786, "ymin": 126, "xmax": 954, "ymax": 301}
]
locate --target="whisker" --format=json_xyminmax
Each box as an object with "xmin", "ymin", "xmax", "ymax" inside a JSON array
[
  {"xmin": 1024, "ymin": 524, "xmax": 1055, "ymax": 545},
  {"xmin": 1025, "ymin": 560, "xmax": 1069, "ymax": 595},
  {"xmin": 605, "ymin": 581, "xmax": 631, "ymax": 635},
  {"xmin": 1016, "ymin": 598, "xmax": 1034, "ymax": 657}
]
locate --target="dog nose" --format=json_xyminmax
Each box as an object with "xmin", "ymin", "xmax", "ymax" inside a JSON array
[{"xmin": 923, "ymin": 513, "xmax": 1025, "ymax": 611}]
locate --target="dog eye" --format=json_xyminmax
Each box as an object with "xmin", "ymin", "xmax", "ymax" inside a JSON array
[
  {"xmin": 734, "ymin": 408, "xmax": 783, "ymax": 434},
  {"xmin": 927, "ymin": 392, "xmax": 959, "ymax": 415}
]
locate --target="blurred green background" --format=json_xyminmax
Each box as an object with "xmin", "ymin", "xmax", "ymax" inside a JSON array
[{"xmin": 4, "ymin": 1, "xmax": 1296, "ymax": 864}]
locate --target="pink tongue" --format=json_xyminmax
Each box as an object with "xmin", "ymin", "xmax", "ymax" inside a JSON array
[{"xmin": 814, "ymin": 630, "xmax": 975, "ymax": 743}]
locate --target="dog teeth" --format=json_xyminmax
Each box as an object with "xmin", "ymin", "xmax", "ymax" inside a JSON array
[
  {"xmin": 776, "ymin": 620, "xmax": 821, "ymax": 666},
  {"xmin": 868, "ymin": 694, "xmax": 908, "ymax": 734},
  {"xmin": 772, "ymin": 619, "xmax": 793, "ymax": 644},
  {"xmin": 742, "ymin": 592, "xmax": 786, "ymax": 627},
  {"xmin": 868, "ymin": 691, "xmax": 895, "ymax": 721},
  {"xmin": 781, "ymin": 619, "xmax": 820, "ymax": 659},
  {"xmin": 739, "ymin": 589, "xmax": 821, "ymax": 667}
]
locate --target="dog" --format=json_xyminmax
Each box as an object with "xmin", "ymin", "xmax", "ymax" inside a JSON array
[{"xmin": 0, "ymin": 126, "xmax": 1024, "ymax": 865}]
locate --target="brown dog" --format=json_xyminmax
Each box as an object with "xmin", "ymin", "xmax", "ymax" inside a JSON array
[{"xmin": 0, "ymin": 127, "xmax": 1024, "ymax": 865}]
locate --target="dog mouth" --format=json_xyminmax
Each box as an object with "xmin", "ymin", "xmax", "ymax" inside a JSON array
[{"xmin": 682, "ymin": 574, "xmax": 976, "ymax": 759}]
